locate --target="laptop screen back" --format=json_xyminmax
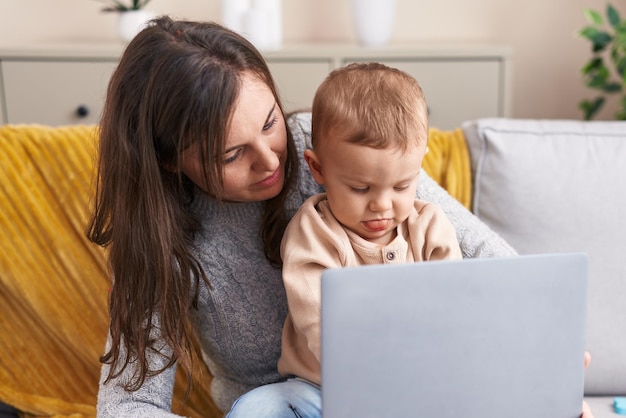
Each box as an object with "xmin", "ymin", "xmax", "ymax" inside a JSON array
[{"xmin": 321, "ymin": 253, "xmax": 587, "ymax": 418}]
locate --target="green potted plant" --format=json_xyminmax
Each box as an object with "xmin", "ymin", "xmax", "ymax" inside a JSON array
[
  {"xmin": 578, "ymin": 4, "xmax": 626, "ymax": 120},
  {"xmin": 96, "ymin": 0, "xmax": 152, "ymax": 12}
]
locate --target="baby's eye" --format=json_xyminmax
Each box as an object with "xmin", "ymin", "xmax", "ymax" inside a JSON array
[
  {"xmin": 350, "ymin": 186, "xmax": 369, "ymax": 193},
  {"xmin": 394, "ymin": 185, "xmax": 410, "ymax": 191}
]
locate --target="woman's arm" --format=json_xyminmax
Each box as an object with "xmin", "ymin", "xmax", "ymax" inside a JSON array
[
  {"xmin": 416, "ymin": 170, "xmax": 517, "ymax": 259},
  {"xmin": 97, "ymin": 334, "xmax": 181, "ymax": 418}
]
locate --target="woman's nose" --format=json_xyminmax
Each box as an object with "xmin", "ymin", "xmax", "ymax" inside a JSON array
[{"xmin": 253, "ymin": 143, "xmax": 279, "ymax": 172}]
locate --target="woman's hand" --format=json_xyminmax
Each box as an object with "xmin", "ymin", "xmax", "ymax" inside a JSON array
[
  {"xmin": 581, "ymin": 352, "xmax": 594, "ymax": 418},
  {"xmin": 582, "ymin": 399, "xmax": 593, "ymax": 418}
]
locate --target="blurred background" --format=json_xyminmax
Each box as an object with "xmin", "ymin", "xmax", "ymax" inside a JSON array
[{"xmin": 0, "ymin": 0, "xmax": 624, "ymax": 121}]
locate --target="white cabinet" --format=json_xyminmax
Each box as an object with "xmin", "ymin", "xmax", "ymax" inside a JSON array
[
  {"xmin": 0, "ymin": 43, "xmax": 511, "ymax": 129},
  {"xmin": 267, "ymin": 59, "xmax": 333, "ymax": 113},
  {"xmin": 264, "ymin": 43, "xmax": 512, "ymax": 129},
  {"xmin": 1, "ymin": 60, "xmax": 117, "ymax": 126},
  {"xmin": 0, "ymin": 46, "xmax": 121, "ymax": 126},
  {"xmin": 359, "ymin": 60, "xmax": 502, "ymax": 130}
]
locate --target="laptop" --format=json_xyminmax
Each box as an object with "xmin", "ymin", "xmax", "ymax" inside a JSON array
[{"xmin": 321, "ymin": 253, "xmax": 588, "ymax": 418}]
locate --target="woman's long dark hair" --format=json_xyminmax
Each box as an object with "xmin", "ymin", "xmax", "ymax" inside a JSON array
[{"xmin": 87, "ymin": 16, "xmax": 297, "ymax": 393}]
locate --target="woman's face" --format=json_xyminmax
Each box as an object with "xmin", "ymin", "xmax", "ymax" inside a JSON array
[{"xmin": 181, "ymin": 73, "xmax": 288, "ymax": 202}]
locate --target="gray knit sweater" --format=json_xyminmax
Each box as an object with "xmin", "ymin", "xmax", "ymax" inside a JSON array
[{"xmin": 96, "ymin": 113, "xmax": 517, "ymax": 417}]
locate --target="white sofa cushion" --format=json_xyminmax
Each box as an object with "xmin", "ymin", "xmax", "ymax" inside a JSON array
[{"xmin": 462, "ymin": 118, "xmax": 626, "ymax": 396}]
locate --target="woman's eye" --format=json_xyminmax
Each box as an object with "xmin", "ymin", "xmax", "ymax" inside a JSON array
[
  {"xmin": 263, "ymin": 116, "xmax": 278, "ymax": 131},
  {"xmin": 224, "ymin": 149, "xmax": 242, "ymax": 164}
]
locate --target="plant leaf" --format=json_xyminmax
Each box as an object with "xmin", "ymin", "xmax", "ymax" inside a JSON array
[
  {"xmin": 581, "ymin": 60, "xmax": 606, "ymax": 88},
  {"xmin": 616, "ymin": 56, "xmax": 626, "ymax": 77},
  {"xmin": 584, "ymin": 62, "xmax": 611, "ymax": 89},
  {"xmin": 608, "ymin": 4, "xmax": 621, "ymax": 28},
  {"xmin": 584, "ymin": 8, "xmax": 604, "ymax": 25},
  {"xmin": 95, "ymin": 0, "xmax": 149, "ymax": 12},
  {"xmin": 579, "ymin": 5, "xmax": 626, "ymax": 120},
  {"xmin": 594, "ymin": 32, "xmax": 614, "ymax": 52},
  {"xmin": 581, "ymin": 57, "xmax": 604, "ymax": 74},
  {"xmin": 579, "ymin": 27, "xmax": 613, "ymax": 51},
  {"xmin": 613, "ymin": 29, "xmax": 626, "ymax": 52},
  {"xmin": 603, "ymin": 82, "xmax": 622, "ymax": 92},
  {"xmin": 579, "ymin": 97, "xmax": 605, "ymax": 120},
  {"xmin": 617, "ymin": 96, "xmax": 626, "ymax": 119},
  {"xmin": 579, "ymin": 26, "xmax": 600, "ymax": 41},
  {"xmin": 110, "ymin": 0, "xmax": 129, "ymax": 10},
  {"xmin": 587, "ymin": 74, "xmax": 608, "ymax": 89}
]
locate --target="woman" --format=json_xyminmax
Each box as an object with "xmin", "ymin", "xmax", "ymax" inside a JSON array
[{"xmin": 87, "ymin": 16, "xmax": 592, "ymax": 418}]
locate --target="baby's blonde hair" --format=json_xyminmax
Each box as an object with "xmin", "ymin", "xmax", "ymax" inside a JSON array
[{"xmin": 311, "ymin": 62, "xmax": 428, "ymax": 152}]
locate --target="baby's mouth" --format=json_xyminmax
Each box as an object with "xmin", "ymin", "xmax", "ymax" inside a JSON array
[{"xmin": 363, "ymin": 219, "xmax": 392, "ymax": 231}]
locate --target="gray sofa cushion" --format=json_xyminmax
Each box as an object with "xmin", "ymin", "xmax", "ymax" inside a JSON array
[
  {"xmin": 462, "ymin": 118, "xmax": 626, "ymax": 396},
  {"xmin": 585, "ymin": 396, "xmax": 621, "ymax": 418}
]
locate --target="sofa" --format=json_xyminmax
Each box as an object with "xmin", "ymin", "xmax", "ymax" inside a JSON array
[
  {"xmin": 461, "ymin": 118, "xmax": 626, "ymax": 417},
  {"xmin": 0, "ymin": 115, "xmax": 624, "ymax": 417}
]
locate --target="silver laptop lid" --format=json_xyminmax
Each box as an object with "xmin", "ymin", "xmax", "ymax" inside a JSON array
[{"xmin": 321, "ymin": 253, "xmax": 588, "ymax": 418}]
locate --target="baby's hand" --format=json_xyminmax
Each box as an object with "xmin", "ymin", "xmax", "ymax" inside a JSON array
[
  {"xmin": 581, "ymin": 400, "xmax": 593, "ymax": 418},
  {"xmin": 581, "ymin": 352, "xmax": 593, "ymax": 418}
]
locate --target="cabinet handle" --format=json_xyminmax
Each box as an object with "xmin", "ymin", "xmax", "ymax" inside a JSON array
[{"xmin": 76, "ymin": 105, "xmax": 90, "ymax": 118}]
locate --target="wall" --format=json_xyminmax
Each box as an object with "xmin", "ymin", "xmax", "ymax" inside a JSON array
[{"xmin": 0, "ymin": 0, "xmax": 624, "ymax": 122}]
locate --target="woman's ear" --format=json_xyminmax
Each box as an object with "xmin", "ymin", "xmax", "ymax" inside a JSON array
[{"xmin": 304, "ymin": 149, "xmax": 325, "ymax": 185}]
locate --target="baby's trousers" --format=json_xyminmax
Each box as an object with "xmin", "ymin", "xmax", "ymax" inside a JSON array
[{"xmin": 225, "ymin": 378, "xmax": 321, "ymax": 418}]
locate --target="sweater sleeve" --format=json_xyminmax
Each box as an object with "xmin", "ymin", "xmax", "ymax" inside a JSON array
[
  {"xmin": 96, "ymin": 333, "xmax": 181, "ymax": 418},
  {"xmin": 279, "ymin": 195, "xmax": 348, "ymax": 379},
  {"xmin": 409, "ymin": 200, "xmax": 463, "ymax": 262}
]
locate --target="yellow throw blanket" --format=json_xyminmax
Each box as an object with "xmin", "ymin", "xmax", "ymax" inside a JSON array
[
  {"xmin": 0, "ymin": 124, "xmax": 471, "ymax": 417},
  {"xmin": 423, "ymin": 127, "xmax": 472, "ymax": 209},
  {"xmin": 0, "ymin": 125, "xmax": 218, "ymax": 418}
]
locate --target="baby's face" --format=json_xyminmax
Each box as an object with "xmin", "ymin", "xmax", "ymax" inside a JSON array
[{"xmin": 318, "ymin": 138, "xmax": 426, "ymax": 246}]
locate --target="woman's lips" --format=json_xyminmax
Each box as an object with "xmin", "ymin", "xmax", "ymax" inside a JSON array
[
  {"xmin": 363, "ymin": 219, "xmax": 392, "ymax": 232},
  {"xmin": 256, "ymin": 168, "xmax": 281, "ymax": 188}
]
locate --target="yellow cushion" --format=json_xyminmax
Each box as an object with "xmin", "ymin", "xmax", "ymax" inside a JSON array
[
  {"xmin": 0, "ymin": 125, "xmax": 218, "ymax": 418},
  {"xmin": 423, "ymin": 127, "xmax": 472, "ymax": 209}
]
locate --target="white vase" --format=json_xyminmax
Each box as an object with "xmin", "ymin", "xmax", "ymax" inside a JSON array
[
  {"xmin": 255, "ymin": 0, "xmax": 282, "ymax": 50},
  {"xmin": 118, "ymin": 10, "xmax": 156, "ymax": 43},
  {"xmin": 350, "ymin": 0, "xmax": 396, "ymax": 47},
  {"xmin": 233, "ymin": 0, "xmax": 282, "ymax": 51},
  {"xmin": 221, "ymin": 0, "xmax": 251, "ymax": 33}
]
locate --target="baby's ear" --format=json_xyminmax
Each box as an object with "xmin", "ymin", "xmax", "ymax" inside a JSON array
[{"xmin": 304, "ymin": 149, "xmax": 325, "ymax": 185}]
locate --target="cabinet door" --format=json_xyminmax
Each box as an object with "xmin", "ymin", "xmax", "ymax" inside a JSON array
[
  {"xmin": 345, "ymin": 59, "xmax": 504, "ymax": 130},
  {"xmin": 1, "ymin": 60, "xmax": 117, "ymax": 125},
  {"xmin": 267, "ymin": 60, "xmax": 332, "ymax": 113}
]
